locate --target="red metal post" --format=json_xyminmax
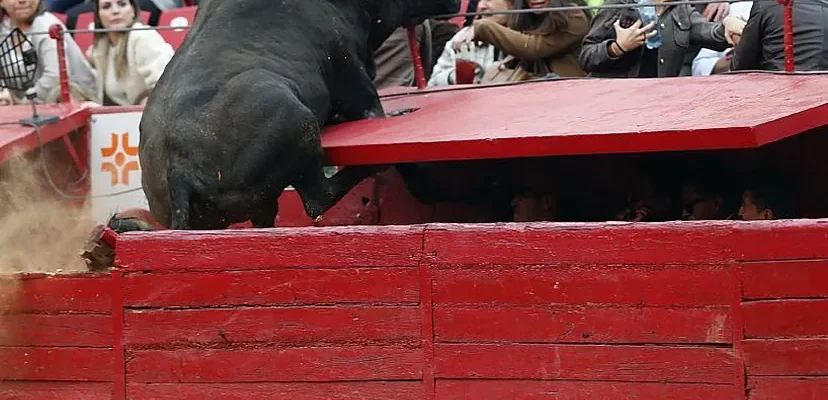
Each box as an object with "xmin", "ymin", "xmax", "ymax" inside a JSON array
[
  {"xmin": 779, "ymin": 0, "xmax": 795, "ymax": 72},
  {"xmin": 406, "ymin": 26, "xmax": 427, "ymax": 89},
  {"xmin": 48, "ymin": 24, "xmax": 71, "ymax": 104}
]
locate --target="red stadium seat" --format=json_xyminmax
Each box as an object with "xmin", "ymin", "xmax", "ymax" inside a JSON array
[
  {"xmin": 73, "ymin": 11, "xmax": 151, "ymax": 57},
  {"xmin": 450, "ymin": 0, "xmax": 469, "ymax": 27},
  {"xmin": 156, "ymin": 6, "xmax": 197, "ymax": 50},
  {"xmin": 52, "ymin": 12, "xmax": 68, "ymax": 25}
]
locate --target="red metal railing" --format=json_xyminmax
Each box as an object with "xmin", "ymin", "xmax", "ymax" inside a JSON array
[{"xmin": 43, "ymin": 0, "xmax": 797, "ymax": 103}]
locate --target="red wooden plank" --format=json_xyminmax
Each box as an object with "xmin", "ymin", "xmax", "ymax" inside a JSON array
[
  {"xmin": 434, "ymin": 306, "xmax": 731, "ymax": 344},
  {"xmin": 433, "ymin": 344, "xmax": 736, "ymax": 384},
  {"xmin": 0, "ymin": 105, "xmax": 92, "ymax": 164},
  {"xmin": 734, "ymin": 223, "xmax": 828, "ymax": 261},
  {"xmin": 126, "ymin": 347, "xmax": 422, "ymax": 382},
  {"xmin": 0, "ymin": 382, "xmax": 112, "ymax": 400},
  {"xmin": 0, "ymin": 314, "xmax": 112, "ymax": 347},
  {"xmin": 0, "ymin": 347, "xmax": 112, "ymax": 381},
  {"xmin": 435, "ymin": 379, "xmax": 734, "ymax": 399},
  {"xmin": 122, "ymin": 268, "xmax": 419, "ymax": 308},
  {"xmin": 116, "ymin": 225, "xmax": 425, "ymax": 271},
  {"xmin": 423, "ymin": 222, "xmax": 737, "ymax": 265},
  {"xmin": 747, "ymin": 377, "xmax": 828, "ymax": 400},
  {"xmin": 744, "ymin": 339, "xmax": 828, "ymax": 376},
  {"xmin": 124, "ymin": 307, "xmax": 420, "ymax": 348},
  {"xmin": 743, "ymin": 299, "xmax": 828, "ymax": 339},
  {"xmin": 0, "ymin": 275, "xmax": 112, "ymax": 313},
  {"xmin": 321, "ymin": 74, "xmax": 828, "ymax": 165},
  {"xmin": 742, "ymin": 260, "xmax": 828, "ymax": 300},
  {"xmin": 127, "ymin": 382, "xmax": 424, "ymax": 400},
  {"xmin": 432, "ymin": 266, "xmax": 733, "ymax": 307}
]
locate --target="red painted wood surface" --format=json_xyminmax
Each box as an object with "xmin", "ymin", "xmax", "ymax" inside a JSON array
[
  {"xmin": 7, "ymin": 221, "xmax": 828, "ymax": 399},
  {"xmin": 0, "ymin": 382, "xmax": 112, "ymax": 400},
  {"xmin": 321, "ymin": 74, "xmax": 828, "ymax": 165},
  {"xmin": 126, "ymin": 382, "xmax": 424, "ymax": 400},
  {"xmin": 0, "ymin": 104, "xmax": 91, "ymax": 163}
]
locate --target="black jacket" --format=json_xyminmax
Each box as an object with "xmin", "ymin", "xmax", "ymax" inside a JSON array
[{"xmin": 731, "ymin": 0, "xmax": 828, "ymax": 71}]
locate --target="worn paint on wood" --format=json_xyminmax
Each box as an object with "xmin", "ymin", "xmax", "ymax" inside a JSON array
[
  {"xmin": 434, "ymin": 306, "xmax": 732, "ymax": 344},
  {"xmin": 434, "ymin": 380, "xmax": 735, "ymax": 399},
  {"xmin": 124, "ymin": 307, "xmax": 421, "ymax": 348},
  {"xmin": 0, "ymin": 314, "xmax": 112, "ymax": 347},
  {"xmin": 743, "ymin": 339, "xmax": 828, "ymax": 376},
  {"xmin": 1, "ymin": 274, "xmax": 111, "ymax": 313},
  {"xmin": 741, "ymin": 260, "xmax": 828, "ymax": 300},
  {"xmin": 126, "ymin": 382, "xmax": 424, "ymax": 400},
  {"xmin": 122, "ymin": 268, "xmax": 420, "ymax": 308},
  {"xmin": 126, "ymin": 347, "xmax": 423, "ymax": 383},
  {"xmin": 433, "ymin": 344, "xmax": 737, "ymax": 383},
  {"xmin": 743, "ymin": 299, "xmax": 828, "ymax": 339},
  {"xmin": 0, "ymin": 382, "xmax": 112, "ymax": 400},
  {"xmin": 747, "ymin": 377, "xmax": 828, "ymax": 399},
  {"xmin": 0, "ymin": 347, "xmax": 112, "ymax": 381}
]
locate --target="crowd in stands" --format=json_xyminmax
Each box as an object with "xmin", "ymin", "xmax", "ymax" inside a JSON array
[{"xmin": 0, "ymin": 0, "xmax": 822, "ymax": 222}]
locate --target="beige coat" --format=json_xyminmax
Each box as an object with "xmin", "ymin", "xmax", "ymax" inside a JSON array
[{"xmin": 87, "ymin": 22, "xmax": 174, "ymax": 105}]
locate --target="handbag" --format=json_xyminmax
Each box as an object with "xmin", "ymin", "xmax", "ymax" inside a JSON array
[{"xmin": 480, "ymin": 55, "xmax": 551, "ymax": 84}]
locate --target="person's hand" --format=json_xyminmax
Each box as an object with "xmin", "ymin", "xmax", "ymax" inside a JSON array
[
  {"xmin": 723, "ymin": 15, "xmax": 746, "ymax": 45},
  {"xmin": 452, "ymin": 26, "xmax": 477, "ymax": 53},
  {"xmin": 703, "ymin": 2, "xmax": 729, "ymax": 21},
  {"xmin": 612, "ymin": 19, "xmax": 656, "ymax": 54},
  {"xmin": 712, "ymin": 51, "xmax": 733, "ymax": 74}
]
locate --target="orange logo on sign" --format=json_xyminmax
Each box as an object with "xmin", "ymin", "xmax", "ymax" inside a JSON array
[{"xmin": 100, "ymin": 132, "xmax": 139, "ymax": 186}]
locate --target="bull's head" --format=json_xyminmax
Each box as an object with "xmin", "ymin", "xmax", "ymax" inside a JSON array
[{"xmin": 367, "ymin": 0, "xmax": 461, "ymax": 50}]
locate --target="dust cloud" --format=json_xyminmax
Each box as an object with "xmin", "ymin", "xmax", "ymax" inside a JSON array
[{"xmin": 0, "ymin": 150, "xmax": 94, "ymax": 274}]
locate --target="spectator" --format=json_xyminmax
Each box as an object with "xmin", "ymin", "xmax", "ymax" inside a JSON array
[
  {"xmin": 0, "ymin": 0, "xmax": 97, "ymax": 104},
  {"xmin": 61, "ymin": 0, "xmax": 182, "ymax": 30},
  {"xmin": 738, "ymin": 171, "xmax": 794, "ymax": 220},
  {"xmin": 731, "ymin": 0, "xmax": 828, "ymax": 72},
  {"xmin": 428, "ymin": 0, "xmax": 514, "ymax": 86},
  {"xmin": 85, "ymin": 0, "xmax": 174, "ymax": 105},
  {"xmin": 373, "ymin": 20, "xmax": 459, "ymax": 89},
  {"xmin": 579, "ymin": 0, "xmax": 745, "ymax": 78},
  {"xmin": 455, "ymin": 0, "xmax": 592, "ymax": 82},
  {"xmin": 692, "ymin": 1, "xmax": 752, "ymax": 75}
]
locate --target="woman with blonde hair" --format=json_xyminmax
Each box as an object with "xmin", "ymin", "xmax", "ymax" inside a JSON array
[
  {"xmin": 86, "ymin": 0, "xmax": 173, "ymax": 105},
  {"xmin": 0, "ymin": 0, "xmax": 97, "ymax": 104}
]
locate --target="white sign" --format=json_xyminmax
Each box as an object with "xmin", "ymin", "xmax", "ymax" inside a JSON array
[{"xmin": 88, "ymin": 111, "xmax": 149, "ymax": 224}]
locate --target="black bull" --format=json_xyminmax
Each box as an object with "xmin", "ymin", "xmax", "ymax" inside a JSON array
[{"xmin": 138, "ymin": 0, "xmax": 460, "ymax": 229}]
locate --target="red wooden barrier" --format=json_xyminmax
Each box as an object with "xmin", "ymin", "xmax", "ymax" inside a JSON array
[{"xmin": 3, "ymin": 221, "xmax": 828, "ymax": 399}]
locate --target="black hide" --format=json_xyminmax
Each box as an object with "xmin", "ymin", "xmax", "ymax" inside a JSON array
[{"xmin": 138, "ymin": 0, "xmax": 460, "ymax": 229}]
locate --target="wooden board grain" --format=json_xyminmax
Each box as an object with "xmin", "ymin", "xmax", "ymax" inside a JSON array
[
  {"xmin": 743, "ymin": 299, "xmax": 828, "ymax": 339},
  {"xmin": 432, "ymin": 266, "xmax": 733, "ymax": 307},
  {"xmin": 434, "ymin": 344, "xmax": 736, "ymax": 384},
  {"xmin": 423, "ymin": 223, "xmax": 737, "ymax": 265},
  {"xmin": 741, "ymin": 260, "xmax": 828, "ymax": 300},
  {"xmin": 435, "ymin": 379, "xmax": 735, "ymax": 399},
  {"xmin": 124, "ymin": 307, "xmax": 421, "ymax": 348},
  {"xmin": 434, "ymin": 306, "xmax": 731, "ymax": 344},
  {"xmin": 747, "ymin": 377, "xmax": 828, "ymax": 400},
  {"xmin": 743, "ymin": 339, "xmax": 828, "ymax": 375},
  {"xmin": 116, "ymin": 225, "xmax": 426, "ymax": 271},
  {"xmin": 0, "ymin": 314, "xmax": 112, "ymax": 347},
  {"xmin": 126, "ymin": 382, "xmax": 424, "ymax": 400},
  {"xmin": 0, "ymin": 382, "xmax": 112, "ymax": 400},
  {"xmin": 1, "ymin": 275, "xmax": 111, "ymax": 313},
  {"xmin": 126, "ymin": 347, "xmax": 422, "ymax": 383},
  {"xmin": 122, "ymin": 268, "xmax": 420, "ymax": 308},
  {"xmin": 0, "ymin": 347, "xmax": 112, "ymax": 381}
]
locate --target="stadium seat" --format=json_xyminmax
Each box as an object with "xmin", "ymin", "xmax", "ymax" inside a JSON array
[
  {"xmin": 52, "ymin": 13, "xmax": 68, "ymax": 25},
  {"xmin": 73, "ymin": 11, "xmax": 151, "ymax": 56},
  {"xmin": 157, "ymin": 6, "xmax": 197, "ymax": 50},
  {"xmin": 450, "ymin": 0, "xmax": 469, "ymax": 27}
]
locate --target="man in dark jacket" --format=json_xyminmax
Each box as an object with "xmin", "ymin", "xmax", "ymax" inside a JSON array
[{"xmin": 731, "ymin": 0, "xmax": 828, "ymax": 71}]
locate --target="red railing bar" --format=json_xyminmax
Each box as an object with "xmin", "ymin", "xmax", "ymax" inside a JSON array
[
  {"xmin": 48, "ymin": 24, "xmax": 72, "ymax": 104},
  {"xmin": 406, "ymin": 26, "xmax": 427, "ymax": 89}
]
